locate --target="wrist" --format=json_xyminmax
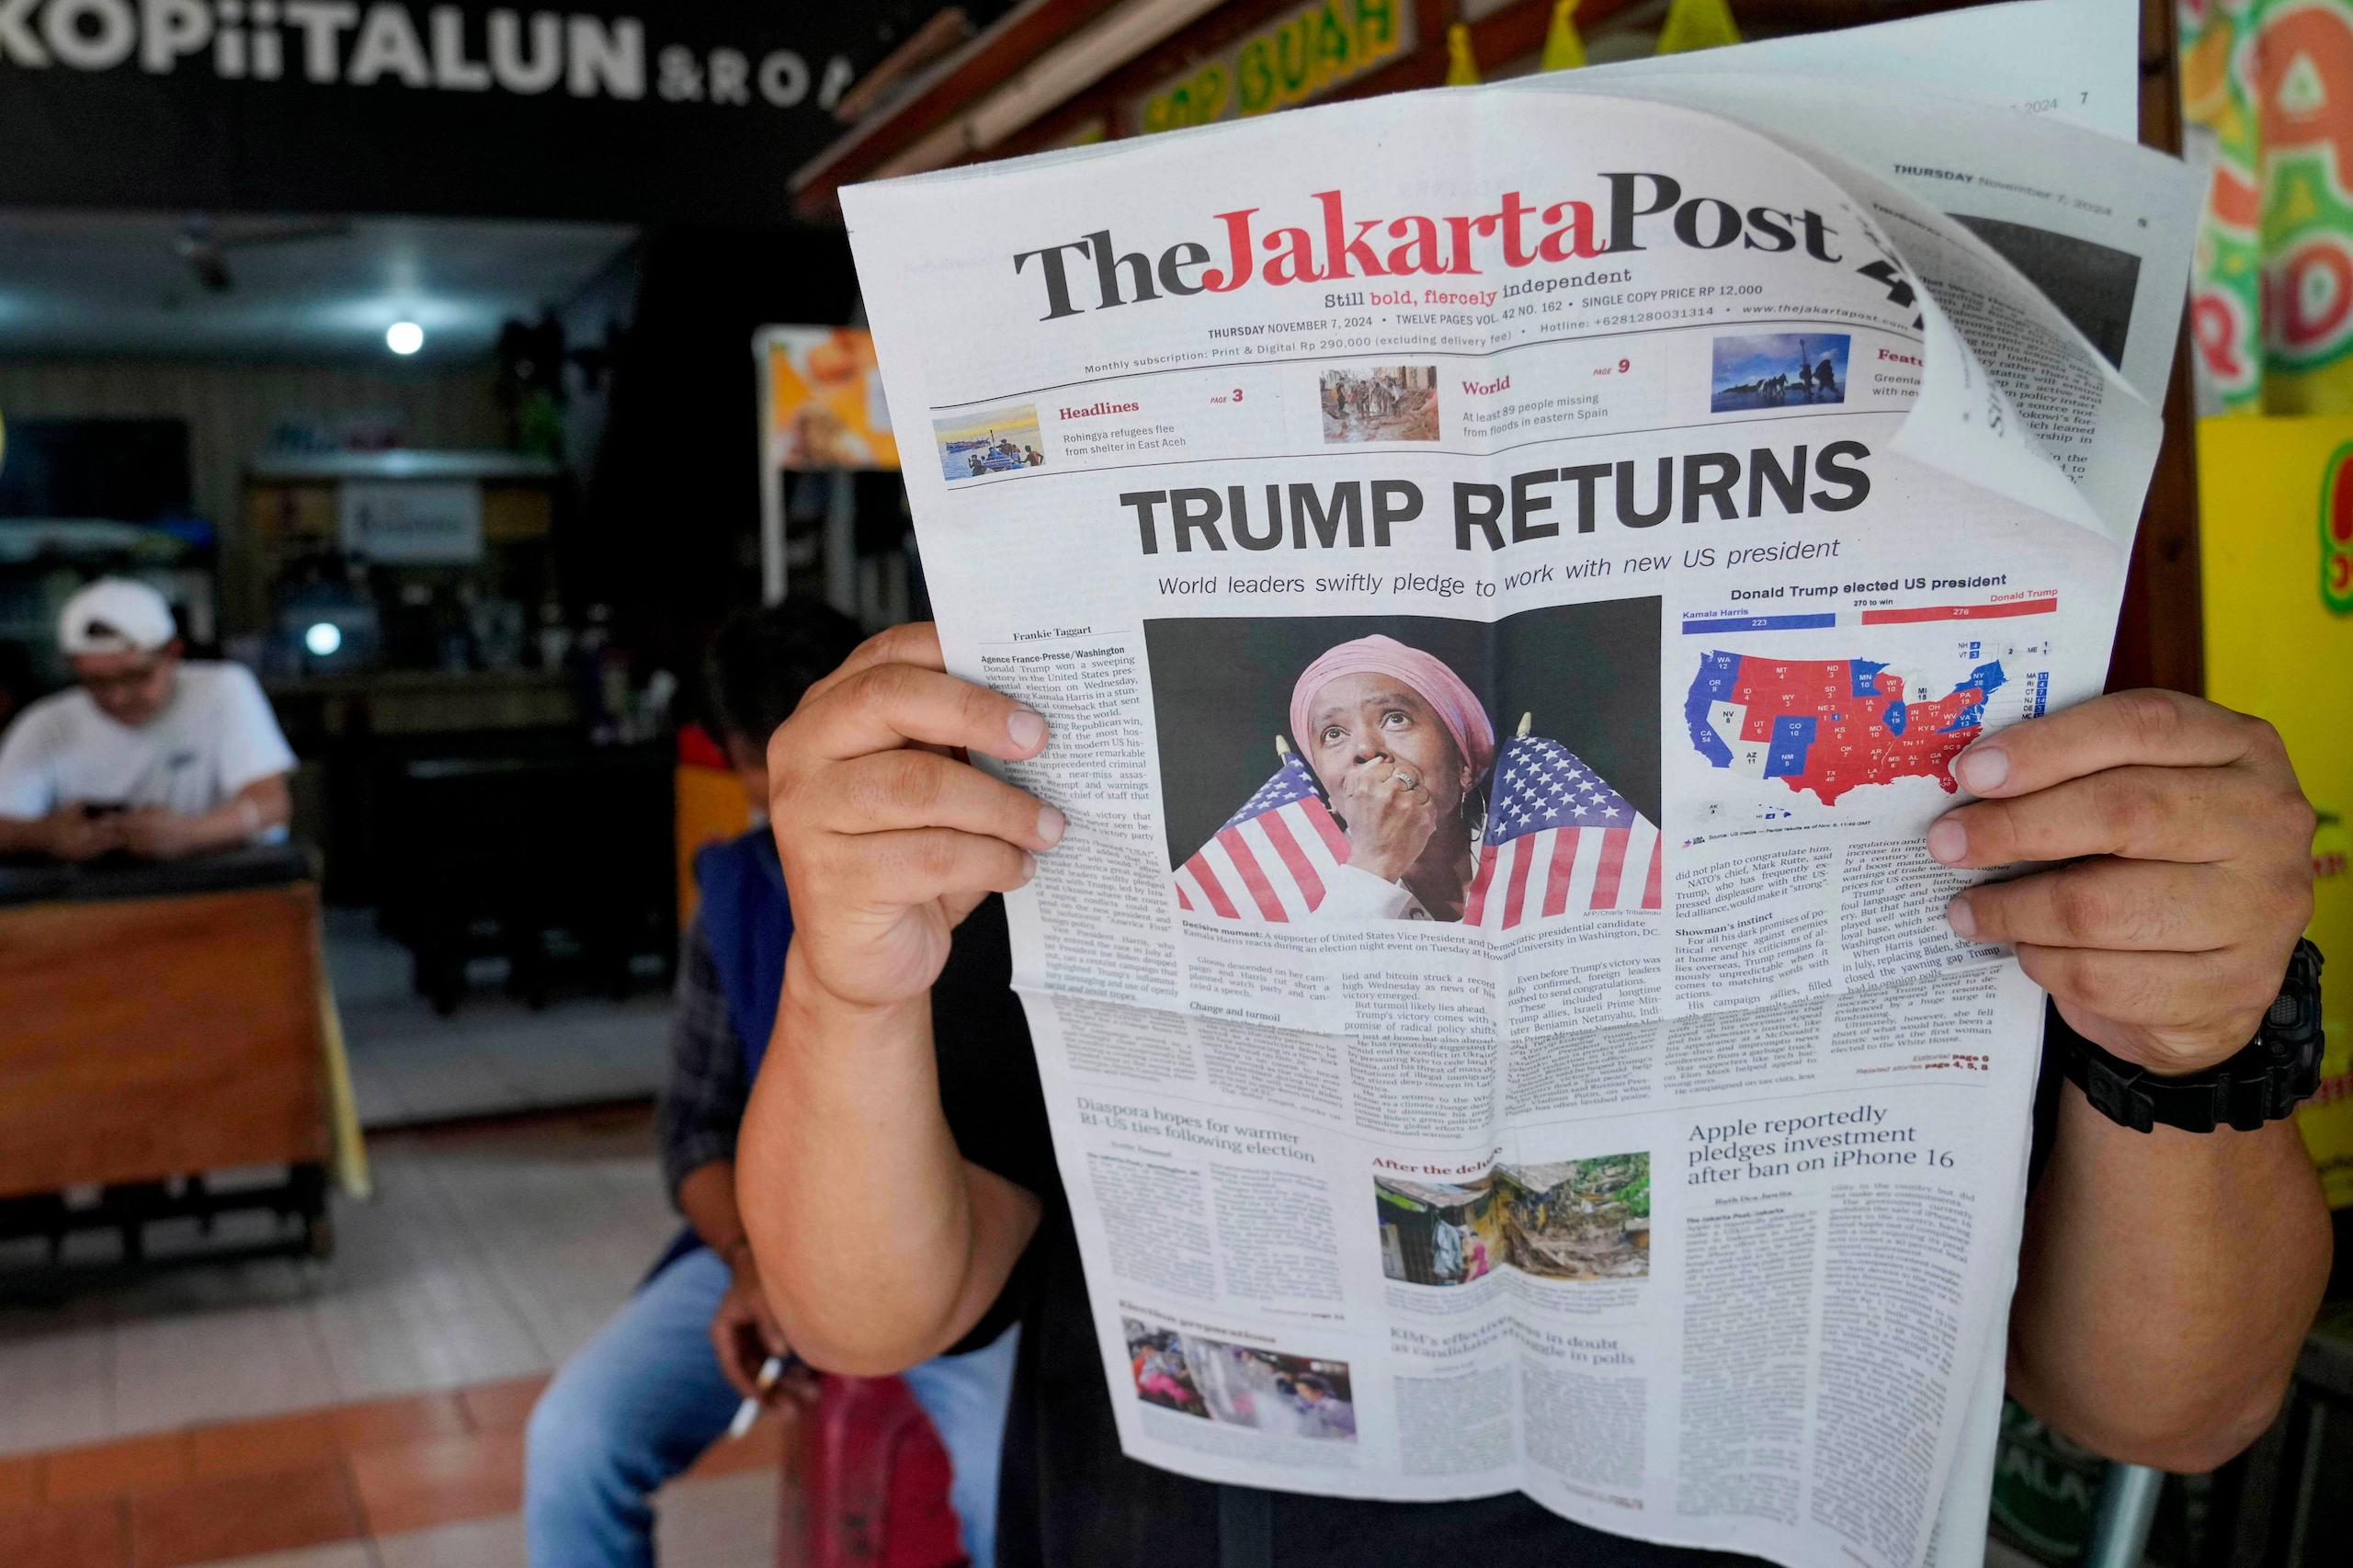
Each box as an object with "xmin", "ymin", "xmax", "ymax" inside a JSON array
[
  {"xmin": 2056, "ymin": 940, "xmax": 2324, "ymax": 1133},
  {"xmin": 781, "ymin": 941, "xmax": 934, "ymax": 1033}
]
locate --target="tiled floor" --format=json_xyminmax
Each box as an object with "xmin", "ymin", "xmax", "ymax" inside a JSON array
[
  {"xmin": 0, "ymin": 1110, "xmax": 679, "ymax": 1457},
  {"xmin": 0, "ymin": 1105, "xmax": 790, "ymax": 1564},
  {"xmin": 0, "ymin": 1372, "xmax": 791, "ymax": 1567},
  {"xmin": 325, "ymin": 909, "xmax": 670, "ymax": 1128}
]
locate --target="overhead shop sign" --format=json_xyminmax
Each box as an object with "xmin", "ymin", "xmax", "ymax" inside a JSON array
[
  {"xmin": 0, "ymin": 2, "xmax": 939, "ymax": 223},
  {"xmin": 1131, "ymin": 0, "xmax": 1412, "ymax": 136}
]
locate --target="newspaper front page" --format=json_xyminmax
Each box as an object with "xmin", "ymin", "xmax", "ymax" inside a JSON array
[{"xmin": 843, "ymin": 10, "xmax": 2194, "ymax": 1567}]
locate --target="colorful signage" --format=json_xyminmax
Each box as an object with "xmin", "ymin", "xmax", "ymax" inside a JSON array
[
  {"xmin": 2326, "ymin": 438, "xmax": 2353, "ymax": 611},
  {"xmin": 761, "ymin": 327, "xmax": 897, "ymax": 472},
  {"xmin": 2184, "ymin": 0, "xmax": 2353, "ymax": 415},
  {"xmin": 1131, "ymin": 0, "xmax": 1412, "ymax": 136}
]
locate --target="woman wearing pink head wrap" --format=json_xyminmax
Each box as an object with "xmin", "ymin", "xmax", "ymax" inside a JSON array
[{"xmin": 1290, "ymin": 634, "xmax": 1497, "ymax": 922}]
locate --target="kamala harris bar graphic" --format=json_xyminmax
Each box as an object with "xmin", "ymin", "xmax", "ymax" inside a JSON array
[{"xmin": 1172, "ymin": 632, "xmax": 1662, "ymax": 926}]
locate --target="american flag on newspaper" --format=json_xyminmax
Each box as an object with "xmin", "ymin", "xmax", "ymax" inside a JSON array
[
  {"xmin": 1172, "ymin": 749, "xmax": 1350, "ymax": 923},
  {"xmin": 1463, "ymin": 734, "xmax": 1664, "ymax": 928}
]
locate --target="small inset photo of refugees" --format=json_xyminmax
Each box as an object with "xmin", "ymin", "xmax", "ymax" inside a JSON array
[
  {"xmin": 1378, "ymin": 1153, "xmax": 1653, "ymax": 1286},
  {"xmin": 1319, "ymin": 364, "xmax": 1440, "ymax": 443},
  {"xmin": 1709, "ymin": 332, "xmax": 1849, "ymax": 413},
  {"xmin": 932, "ymin": 403, "xmax": 1045, "ymax": 482},
  {"xmin": 1123, "ymin": 1318, "xmax": 1359, "ymax": 1441}
]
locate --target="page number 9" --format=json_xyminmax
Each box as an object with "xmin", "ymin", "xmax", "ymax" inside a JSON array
[{"xmin": 1619, "ymin": 358, "xmax": 1631, "ymax": 373}]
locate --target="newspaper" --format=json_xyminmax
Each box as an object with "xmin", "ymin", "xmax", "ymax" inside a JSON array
[{"xmin": 842, "ymin": 6, "xmax": 2193, "ymax": 1567}]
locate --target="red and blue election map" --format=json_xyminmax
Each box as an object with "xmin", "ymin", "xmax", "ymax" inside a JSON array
[{"xmin": 1685, "ymin": 652, "xmax": 2006, "ymax": 805}]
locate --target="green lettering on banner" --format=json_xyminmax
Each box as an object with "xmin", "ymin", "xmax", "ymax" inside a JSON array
[
  {"xmin": 1141, "ymin": 61, "xmax": 1228, "ymax": 133},
  {"xmin": 1133, "ymin": 0, "xmax": 1409, "ymax": 134},
  {"xmin": 1277, "ymin": 17, "xmax": 1312, "ymax": 97},
  {"xmin": 1236, "ymin": 37, "xmax": 1273, "ymax": 116}
]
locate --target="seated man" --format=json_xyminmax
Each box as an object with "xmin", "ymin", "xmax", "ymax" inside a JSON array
[
  {"xmin": 525, "ymin": 598, "xmax": 1019, "ymax": 1568},
  {"xmin": 0, "ymin": 577, "xmax": 293, "ymax": 861}
]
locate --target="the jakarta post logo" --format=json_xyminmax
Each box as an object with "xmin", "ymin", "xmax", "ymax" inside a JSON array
[{"xmin": 2323, "ymin": 440, "xmax": 2353, "ymax": 614}]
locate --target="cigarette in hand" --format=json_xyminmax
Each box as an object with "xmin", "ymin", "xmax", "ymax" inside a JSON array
[{"xmin": 727, "ymin": 1355, "xmax": 787, "ymax": 1440}]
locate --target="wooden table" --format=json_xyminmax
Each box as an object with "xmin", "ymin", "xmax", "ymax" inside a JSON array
[{"xmin": 0, "ymin": 846, "xmax": 361, "ymax": 1272}]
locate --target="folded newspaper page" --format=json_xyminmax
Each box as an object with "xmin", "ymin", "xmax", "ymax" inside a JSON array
[{"xmin": 844, "ymin": 9, "xmax": 2193, "ymax": 1566}]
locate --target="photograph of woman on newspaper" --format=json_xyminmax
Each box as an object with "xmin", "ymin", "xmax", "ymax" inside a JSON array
[
  {"xmin": 1291, "ymin": 632, "xmax": 1495, "ymax": 921},
  {"xmin": 1156, "ymin": 613, "xmax": 1664, "ymax": 926}
]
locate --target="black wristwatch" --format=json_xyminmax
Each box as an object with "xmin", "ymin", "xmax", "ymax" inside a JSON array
[{"xmin": 2057, "ymin": 938, "xmax": 2325, "ymax": 1133}]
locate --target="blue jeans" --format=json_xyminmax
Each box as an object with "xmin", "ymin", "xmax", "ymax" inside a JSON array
[{"xmin": 524, "ymin": 1244, "xmax": 1017, "ymax": 1568}]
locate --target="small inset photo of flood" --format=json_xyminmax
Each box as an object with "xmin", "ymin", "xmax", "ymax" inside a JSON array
[
  {"xmin": 1499, "ymin": 1154, "xmax": 1652, "ymax": 1281},
  {"xmin": 1709, "ymin": 333, "xmax": 1849, "ymax": 413},
  {"xmin": 1377, "ymin": 1153, "xmax": 1651, "ymax": 1286},
  {"xmin": 1319, "ymin": 365, "xmax": 1439, "ymax": 442}
]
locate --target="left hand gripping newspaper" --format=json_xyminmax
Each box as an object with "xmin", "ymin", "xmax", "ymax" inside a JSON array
[{"xmin": 845, "ymin": 11, "xmax": 2195, "ymax": 1567}]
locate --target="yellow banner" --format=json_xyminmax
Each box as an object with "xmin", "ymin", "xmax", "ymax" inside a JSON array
[
  {"xmin": 2198, "ymin": 416, "xmax": 2353, "ymax": 1204},
  {"xmin": 1132, "ymin": 0, "xmax": 1412, "ymax": 135}
]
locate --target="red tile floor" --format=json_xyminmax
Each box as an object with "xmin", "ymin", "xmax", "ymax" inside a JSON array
[{"xmin": 0, "ymin": 1372, "xmax": 795, "ymax": 1568}]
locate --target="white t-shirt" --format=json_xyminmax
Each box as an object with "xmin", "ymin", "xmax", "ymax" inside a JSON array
[{"xmin": 0, "ymin": 662, "xmax": 296, "ymax": 825}]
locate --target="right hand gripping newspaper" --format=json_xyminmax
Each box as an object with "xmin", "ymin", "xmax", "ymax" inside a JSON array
[{"xmin": 844, "ymin": 5, "xmax": 2195, "ymax": 1566}]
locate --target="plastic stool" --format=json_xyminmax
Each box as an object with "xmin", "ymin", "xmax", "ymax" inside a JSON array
[{"xmin": 797, "ymin": 1374, "xmax": 967, "ymax": 1568}]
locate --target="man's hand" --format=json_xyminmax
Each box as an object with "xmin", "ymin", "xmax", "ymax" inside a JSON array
[
  {"xmin": 40, "ymin": 806, "xmax": 123, "ymax": 863},
  {"xmin": 119, "ymin": 807, "xmax": 206, "ymax": 861},
  {"xmin": 767, "ymin": 622, "xmax": 1065, "ymax": 1012},
  {"xmin": 710, "ymin": 1247, "xmax": 819, "ymax": 1409},
  {"xmin": 1934, "ymin": 689, "xmax": 2315, "ymax": 1074},
  {"xmin": 1332, "ymin": 758, "xmax": 1440, "ymax": 881}
]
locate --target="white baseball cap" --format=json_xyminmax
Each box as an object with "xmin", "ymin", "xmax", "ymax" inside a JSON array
[{"xmin": 58, "ymin": 577, "xmax": 177, "ymax": 655}]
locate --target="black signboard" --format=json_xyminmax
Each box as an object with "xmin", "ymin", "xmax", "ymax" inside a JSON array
[{"xmin": 0, "ymin": 2, "xmax": 965, "ymax": 224}]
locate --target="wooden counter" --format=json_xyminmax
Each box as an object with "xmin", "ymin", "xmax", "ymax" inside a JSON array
[{"xmin": 0, "ymin": 850, "xmax": 331, "ymax": 1200}]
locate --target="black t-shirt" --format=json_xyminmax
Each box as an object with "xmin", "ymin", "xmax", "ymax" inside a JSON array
[{"xmin": 935, "ymin": 898, "xmax": 2065, "ymax": 1568}]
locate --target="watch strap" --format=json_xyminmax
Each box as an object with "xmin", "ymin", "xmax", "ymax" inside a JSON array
[{"xmin": 2057, "ymin": 939, "xmax": 2325, "ymax": 1134}]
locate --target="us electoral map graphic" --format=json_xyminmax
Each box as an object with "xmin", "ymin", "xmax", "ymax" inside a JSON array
[{"xmin": 1684, "ymin": 652, "xmax": 2006, "ymax": 805}]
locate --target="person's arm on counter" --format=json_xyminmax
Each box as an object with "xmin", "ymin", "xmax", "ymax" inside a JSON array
[
  {"xmin": 0, "ymin": 807, "xmax": 121, "ymax": 861},
  {"xmin": 118, "ymin": 774, "xmax": 290, "ymax": 860},
  {"xmin": 739, "ymin": 625, "xmax": 1059, "ymax": 1373},
  {"xmin": 0, "ymin": 704, "xmax": 103, "ymax": 858},
  {"xmin": 1938, "ymin": 691, "xmax": 2332, "ymax": 1471}
]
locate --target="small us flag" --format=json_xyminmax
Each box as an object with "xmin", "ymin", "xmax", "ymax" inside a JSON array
[
  {"xmin": 1464, "ymin": 736, "xmax": 1663, "ymax": 928},
  {"xmin": 1174, "ymin": 751, "xmax": 1350, "ymax": 923}
]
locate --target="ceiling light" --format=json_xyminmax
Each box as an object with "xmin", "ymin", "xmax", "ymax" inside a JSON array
[
  {"xmin": 304, "ymin": 622, "xmax": 345, "ymax": 657},
  {"xmin": 385, "ymin": 321, "xmax": 425, "ymax": 356}
]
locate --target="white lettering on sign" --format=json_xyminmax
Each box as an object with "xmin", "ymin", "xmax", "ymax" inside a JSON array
[
  {"xmin": 0, "ymin": 0, "xmax": 848, "ymax": 112},
  {"xmin": 46, "ymin": 0, "xmax": 137, "ymax": 71}
]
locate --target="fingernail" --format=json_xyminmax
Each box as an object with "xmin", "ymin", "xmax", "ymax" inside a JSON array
[
  {"xmin": 1037, "ymin": 805, "xmax": 1066, "ymax": 847},
  {"xmin": 1945, "ymin": 893, "xmax": 1977, "ymax": 939},
  {"xmin": 1007, "ymin": 707, "xmax": 1047, "ymax": 752},
  {"xmin": 1926, "ymin": 817, "xmax": 1967, "ymax": 864},
  {"xmin": 1956, "ymin": 744, "xmax": 2007, "ymax": 794},
  {"xmin": 1019, "ymin": 851, "xmax": 1038, "ymax": 884}
]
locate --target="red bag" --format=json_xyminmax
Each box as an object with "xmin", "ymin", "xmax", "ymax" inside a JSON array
[{"xmin": 797, "ymin": 1375, "xmax": 967, "ymax": 1568}]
